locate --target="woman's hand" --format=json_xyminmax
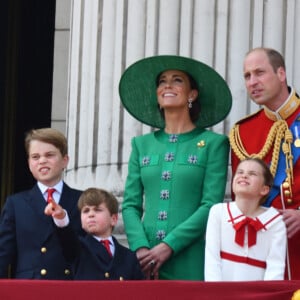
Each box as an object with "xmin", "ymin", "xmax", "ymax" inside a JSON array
[{"xmin": 137, "ymin": 243, "xmax": 173, "ymax": 279}]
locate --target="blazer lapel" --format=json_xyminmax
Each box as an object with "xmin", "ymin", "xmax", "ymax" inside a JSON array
[
  {"xmin": 86, "ymin": 235, "xmax": 113, "ymax": 265},
  {"xmin": 26, "ymin": 185, "xmax": 54, "ymax": 238},
  {"xmin": 27, "ymin": 185, "xmax": 50, "ymax": 222},
  {"xmin": 59, "ymin": 183, "xmax": 78, "ymax": 215}
]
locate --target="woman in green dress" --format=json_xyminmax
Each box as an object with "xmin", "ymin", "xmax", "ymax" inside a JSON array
[{"xmin": 119, "ymin": 55, "xmax": 232, "ymax": 280}]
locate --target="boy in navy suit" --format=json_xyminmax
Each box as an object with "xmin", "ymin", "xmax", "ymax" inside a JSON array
[
  {"xmin": 45, "ymin": 187, "xmax": 144, "ymax": 280},
  {"xmin": 0, "ymin": 128, "xmax": 84, "ymax": 279}
]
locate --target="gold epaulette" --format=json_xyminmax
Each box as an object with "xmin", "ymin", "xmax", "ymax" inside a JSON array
[
  {"xmin": 229, "ymin": 119, "xmax": 294, "ymax": 202},
  {"xmin": 234, "ymin": 109, "xmax": 263, "ymax": 125}
]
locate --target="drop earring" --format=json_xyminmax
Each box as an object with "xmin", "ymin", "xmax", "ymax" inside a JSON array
[{"xmin": 188, "ymin": 98, "xmax": 193, "ymax": 109}]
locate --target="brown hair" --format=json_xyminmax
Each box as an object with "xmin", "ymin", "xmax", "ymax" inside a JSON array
[
  {"xmin": 247, "ymin": 47, "xmax": 286, "ymax": 73},
  {"xmin": 156, "ymin": 71, "xmax": 201, "ymax": 123},
  {"xmin": 25, "ymin": 128, "xmax": 68, "ymax": 157},
  {"xmin": 78, "ymin": 187, "xmax": 119, "ymax": 215},
  {"xmin": 237, "ymin": 157, "xmax": 274, "ymax": 204}
]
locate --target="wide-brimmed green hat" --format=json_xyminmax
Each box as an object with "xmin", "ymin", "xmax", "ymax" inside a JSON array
[{"xmin": 119, "ymin": 55, "xmax": 232, "ymax": 128}]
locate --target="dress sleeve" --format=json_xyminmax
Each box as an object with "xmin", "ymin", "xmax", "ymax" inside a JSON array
[
  {"xmin": 204, "ymin": 204, "xmax": 223, "ymax": 281},
  {"xmin": 263, "ymin": 217, "xmax": 287, "ymax": 280},
  {"xmin": 122, "ymin": 137, "xmax": 150, "ymax": 251}
]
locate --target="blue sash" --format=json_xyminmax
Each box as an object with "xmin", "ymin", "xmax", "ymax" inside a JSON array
[{"xmin": 264, "ymin": 115, "xmax": 300, "ymax": 207}]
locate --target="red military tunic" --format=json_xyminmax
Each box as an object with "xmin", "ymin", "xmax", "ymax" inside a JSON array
[{"xmin": 230, "ymin": 89, "xmax": 300, "ymax": 279}]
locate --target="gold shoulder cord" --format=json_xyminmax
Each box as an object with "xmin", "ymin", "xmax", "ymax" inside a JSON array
[{"xmin": 229, "ymin": 120, "xmax": 294, "ymax": 198}]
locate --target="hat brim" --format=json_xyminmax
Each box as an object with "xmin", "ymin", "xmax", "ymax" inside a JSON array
[{"xmin": 119, "ymin": 55, "xmax": 232, "ymax": 129}]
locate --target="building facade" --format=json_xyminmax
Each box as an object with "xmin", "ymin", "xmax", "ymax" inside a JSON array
[{"xmin": 52, "ymin": 0, "xmax": 300, "ymax": 242}]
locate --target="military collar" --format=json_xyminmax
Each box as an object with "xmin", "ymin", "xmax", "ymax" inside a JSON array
[{"xmin": 264, "ymin": 89, "xmax": 300, "ymax": 121}]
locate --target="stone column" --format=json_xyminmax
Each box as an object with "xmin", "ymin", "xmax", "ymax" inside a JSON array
[{"xmin": 60, "ymin": 0, "xmax": 300, "ymax": 244}]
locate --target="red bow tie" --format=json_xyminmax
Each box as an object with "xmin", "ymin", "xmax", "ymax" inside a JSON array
[{"xmin": 234, "ymin": 217, "xmax": 265, "ymax": 247}]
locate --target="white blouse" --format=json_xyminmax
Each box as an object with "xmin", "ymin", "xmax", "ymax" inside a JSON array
[{"xmin": 204, "ymin": 202, "xmax": 287, "ymax": 281}]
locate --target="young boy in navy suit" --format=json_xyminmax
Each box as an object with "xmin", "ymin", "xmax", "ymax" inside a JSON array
[
  {"xmin": 45, "ymin": 187, "xmax": 144, "ymax": 280},
  {"xmin": 0, "ymin": 128, "xmax": 84, "ymax": 279}
]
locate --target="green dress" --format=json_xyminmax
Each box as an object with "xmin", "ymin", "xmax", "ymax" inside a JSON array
[{"xmin": 122, "ymin": 127, "xmax": 229, "ymax": 280}]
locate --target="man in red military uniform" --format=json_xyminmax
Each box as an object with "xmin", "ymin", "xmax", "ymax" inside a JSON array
[{"xmin": 230, "ymin": 47, "xmax": 300, "ymax": 279}]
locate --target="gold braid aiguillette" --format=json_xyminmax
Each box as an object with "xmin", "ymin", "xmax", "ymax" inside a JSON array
[{"xmin": 229, "ymin": 120, "xmax": 294, "ymax": 202}]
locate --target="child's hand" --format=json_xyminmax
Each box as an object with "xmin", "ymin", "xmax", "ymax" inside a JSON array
[{"xmin": 44, "ymin": 200, "xmax": 66, "ymax": 220}]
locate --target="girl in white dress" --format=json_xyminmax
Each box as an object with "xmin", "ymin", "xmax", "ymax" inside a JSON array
[{"xmin": 205, "ymin": 158, "xmax": 286, "ymax": 281}]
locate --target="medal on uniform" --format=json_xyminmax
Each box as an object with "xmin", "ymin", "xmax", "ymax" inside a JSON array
[{"xmin": 294, "ymin": 126, "xmax": 300, "ymax": 147}]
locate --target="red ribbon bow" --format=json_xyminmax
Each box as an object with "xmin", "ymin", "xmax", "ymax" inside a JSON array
[{"xmin": 234, "ymin": 217, "xmax": 264, "ymax": 247}]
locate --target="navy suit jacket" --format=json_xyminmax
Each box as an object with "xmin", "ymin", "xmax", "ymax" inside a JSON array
[
  {"xmin": 0, "ymin": 182, "xmax": 84, "ymax": 279},
  {"xmin": 56, "ymin": 225, "xmax": 144, "ymax": 280}
]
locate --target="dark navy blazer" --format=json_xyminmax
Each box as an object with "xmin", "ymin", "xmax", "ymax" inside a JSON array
[
  {"xmin": 56, "ymin": 225, "xmax": 145, "ymax": 280},
  {"xmin": 0, "ymin": 183, "xmax": 84, "ymax": 279}
]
